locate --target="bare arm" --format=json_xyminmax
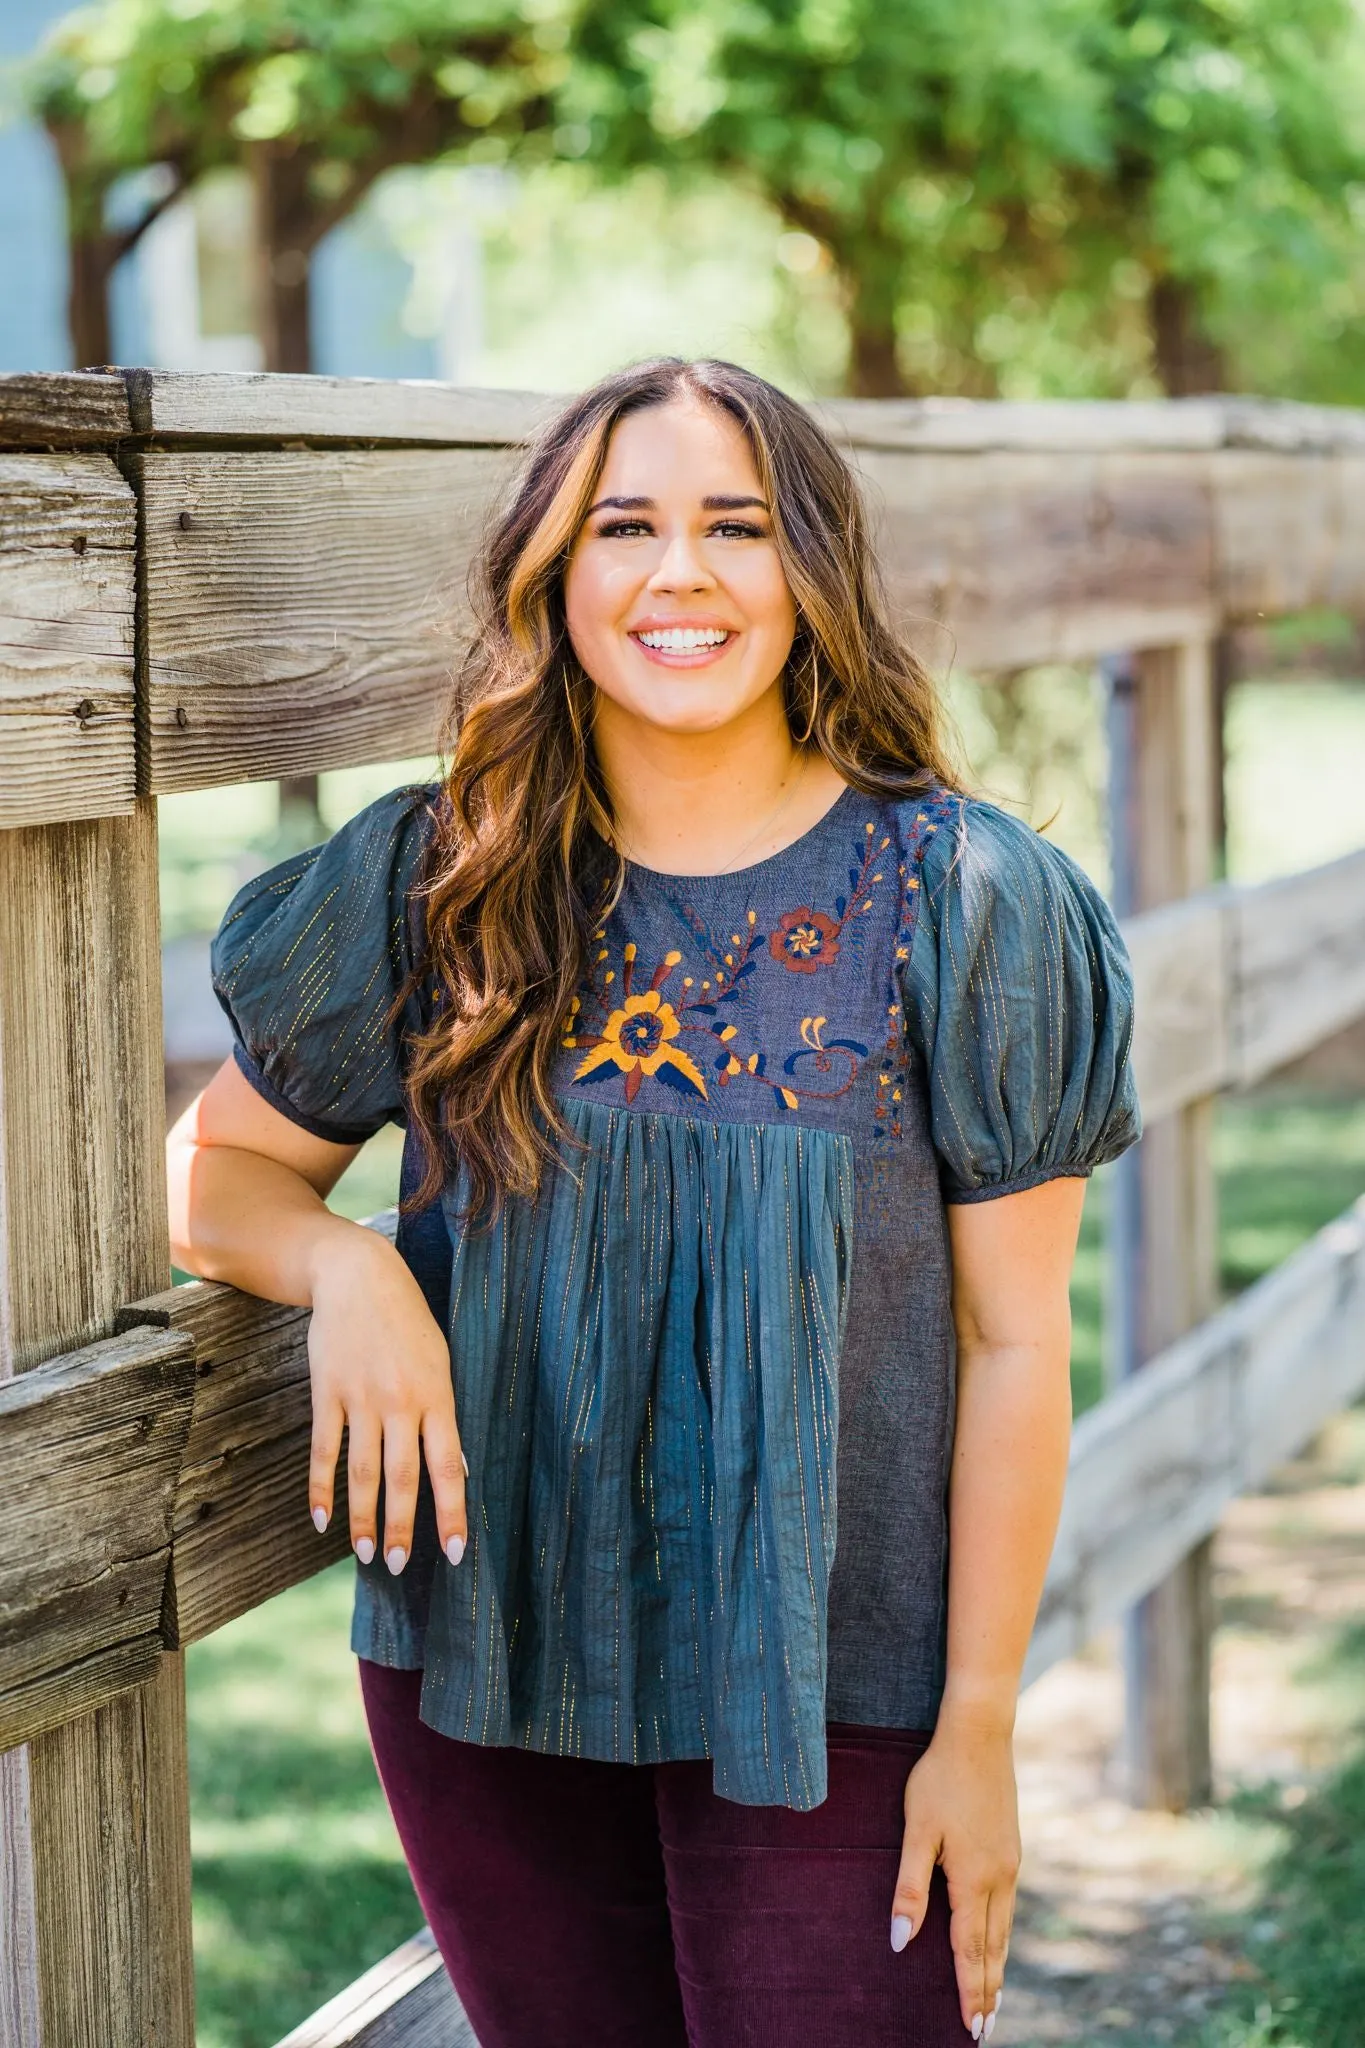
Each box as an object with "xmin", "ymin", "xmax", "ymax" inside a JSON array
[
  {"xmin": 167, "ymin": 1057, "xmax": 466, "ymax": 1572},
  {"xmin": 891, "ymin": 1172, "xmax": 1084, "ymax": 2040}
]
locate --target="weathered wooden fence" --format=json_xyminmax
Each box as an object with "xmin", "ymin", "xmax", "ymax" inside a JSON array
[{"xmin": 2, "ymin": 370, "xmax": 1365, "ymax": 2045}]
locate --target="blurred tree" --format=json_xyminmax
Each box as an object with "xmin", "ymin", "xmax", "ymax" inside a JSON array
[
  {"xmin": 27, "ymin": 0, "xmax": 567, "ymax": 371},
  {"xmin": 568, "ymin": 0, "xmax": 1365, "ymax": 398},
  {"xmin": 29, "ymin": 0, "xmax": 1365, "ymax": 399},
  {"xmin": 569, "ymin": 0, "xmax": 1111, "ymax": 396},
  {"xmin": 1090, "ymin": 0, "xmax": 1365, "ymax": 395}
]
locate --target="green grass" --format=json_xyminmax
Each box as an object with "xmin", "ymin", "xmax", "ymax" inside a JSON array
[
  {"xmin": 1194, "ymin": 1624, "xmax": 1365, "ymax": 2048},
  {"xmin": 188, "ymin": 1566, "xmax": 422, "ymax": 2048}
]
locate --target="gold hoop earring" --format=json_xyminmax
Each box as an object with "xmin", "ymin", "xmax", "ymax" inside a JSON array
[{"xmin": 796, "ymin": 651, "xmax": 820, "ymax": 746}]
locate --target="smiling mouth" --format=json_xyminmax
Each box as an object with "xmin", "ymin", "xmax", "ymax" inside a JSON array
[{"xmin": 630, "ymin": 626, "xmax": 735, "ymax": 660}]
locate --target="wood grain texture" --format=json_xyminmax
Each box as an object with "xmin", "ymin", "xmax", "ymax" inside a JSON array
[
  {"xmin": 0, "ymin": 1746, "xmax": 39, "ymax": 2048},
  {"xmin": 1029, "ymin": 1192, "xmax": 1365, "ymax": 1684},
  {"xmin": 119, "ymin": 1208, "xmax": 398, "ymax": 1640},
  {"xmin": 1210, "ymin": 450, "xmax": 1365, "ymax": 620},
  {"xmin": 855, "ymin": 448, "xmax": 1219, "ymax": 672},
  {"xmin": 118, "ymin": 376, "xmax": 1365, "ymax": 457},
  {"xmin": 0, "ymin": 374, "xmax": 131, "ymax": 450},
  {"xmin": 1118, "ymin": 845, "xmax": 1365, "ymax": 1115},
  {"xmin": 273, "ymin": 1928, "xmax": 478, "ymax": 2048},
  {"xmin": 30, "ymin": 1652, "xmax": 195, "ymax": 2048},
  {"xmin": 0, "ymin": 454, "xmax": 136, "ymax": 828},
  {"xmin": 0, "ymin": 805, "xmax": 170, "ymax": 1369},
  {"xmin": 1123, "ymin": 895, "xmax": 1229, "ymax": 1123},
  {"xmin": 0, "ymin": 797, "xmax": 194, "ymax": 2048},
  {"xmin": 116, "ymin": 1280, "xmax": 353, "ymax": 1644},
  {"xmin": 131, "ymin": 448, "xmax": 515, "ymax": 791},
  {"xmin": 0, "ymin": 1328, "xmax": 194, "ymax": 1753},
  {"xmin": 1116, "ymin": 639, "xmax": 1219, "ymax": 1811},
  {"xmin": 1230, "ymin": 846, "xmax": 1365, "ymax": 1086},
  {"xmin": 130, "ymin": 368, "xmax": 556, "ymax": 447}
]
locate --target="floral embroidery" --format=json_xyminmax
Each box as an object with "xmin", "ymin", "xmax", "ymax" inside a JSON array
[
  {"xmin": 871, "ymin": 789, "xmax": 958, "ymax": 1149},
  {"xmin": 560, "ymin": 803, "xmax": 953, "ymax": 1125},
  {"xmin": 770, "ymin": 908, "xmax": 840, "ymax": 972},
  {"xmin": 569, "ymin": 947, "xmax": 709, "ymax": 1104}
]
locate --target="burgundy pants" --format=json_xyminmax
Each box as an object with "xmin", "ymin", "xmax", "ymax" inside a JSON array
[{"xmin": 359, "ymin": 1659, "xmax": 969, "ymax": 2047}]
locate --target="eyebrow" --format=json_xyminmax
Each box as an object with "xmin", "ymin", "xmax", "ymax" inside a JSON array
[{"xmin": 584, "ymin": 494, "xmax": 771, "ymax": 516}]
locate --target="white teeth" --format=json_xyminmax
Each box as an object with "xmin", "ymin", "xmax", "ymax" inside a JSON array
[{"xmin": 637, "ymin": 627, "xmax": 730, "ymax": 651}]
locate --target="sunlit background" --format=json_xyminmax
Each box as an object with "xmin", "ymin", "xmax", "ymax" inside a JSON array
[{"xmin": 5, "ymin": 0, "xmax": 1365, "ymax": 2041}]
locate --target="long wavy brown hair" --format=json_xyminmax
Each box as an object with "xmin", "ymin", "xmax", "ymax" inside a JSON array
[{"xmin": 395, "ymin": 356, "xmax": 960, "ymax": 1224}]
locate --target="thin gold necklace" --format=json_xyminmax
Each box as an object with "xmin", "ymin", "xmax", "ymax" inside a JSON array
[{"xmin": 618, "ymin": 750, "xmax": 810, "ymax": 876}]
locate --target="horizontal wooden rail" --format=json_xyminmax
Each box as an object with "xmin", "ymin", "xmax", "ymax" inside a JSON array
[
  {"xmin": 0, "ymin": 1325, "xmax": 195, "ymax": 1752},
  {"xmin": 1126, "ymin": 844, "xmax": 1365, "ymax": 1120},
  {"xmin": 10, "ymin": 376, "xmax": 1365, "ymax": 820},
  {"xmin": 1028, "ymin": 1191, "xmax": 1365, "ymax": 1679},
  {"xmin": 272, "ymin": 1928, "xmax": 475, "ymax": 2048}
]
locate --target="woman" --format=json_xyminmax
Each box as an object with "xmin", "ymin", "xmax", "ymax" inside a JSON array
[{"xmin": 170, "ymin": 357, "xmax": 1140, "ymax": 2048}]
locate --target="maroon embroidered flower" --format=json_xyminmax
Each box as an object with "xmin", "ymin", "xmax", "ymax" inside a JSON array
[{"xmin": 769, "ymin": 908, "xmax": 840, "ymax": 973}]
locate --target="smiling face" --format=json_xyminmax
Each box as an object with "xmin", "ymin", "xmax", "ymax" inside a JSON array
[{"xmin": 563, "ymin": 397, "xmax": 799, "ymax": 737}]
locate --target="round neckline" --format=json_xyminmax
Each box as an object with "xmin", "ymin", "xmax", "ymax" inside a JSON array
[{"xmin": 611, "ymin": 779, "xmax": 862, "ymax": 886}]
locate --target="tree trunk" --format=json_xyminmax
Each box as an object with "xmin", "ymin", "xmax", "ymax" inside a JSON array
[
  {"xmin": 47, "ymin": 124, "xmax": 114, "ymax": 371},
  {"xmin": 842, "ymin": 247, "xmax": 909, "ymax": 397},
  {"xmin": 1149, "ymin": 276, "xmax": 1227, "ymax": 396},
  {"xmin": 67, "ymin": 231, "xmax": 112, "ymax": 370},
  {"xmin": 250, "ymin": 141, "xmax": 315, "ymax": 374}
]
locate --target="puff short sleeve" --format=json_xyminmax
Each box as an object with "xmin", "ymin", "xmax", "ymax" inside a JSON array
[
  {"xmin": 209, "ymin": 783, "xmax": 438, "ymax": 1144},
  {"xmin": 900, "ymin": 796, "xmax": 1141, "ymax": 1203}
]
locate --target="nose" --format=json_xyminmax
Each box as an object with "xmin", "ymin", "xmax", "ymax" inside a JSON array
[{"xmin": 647, "ymin": 527, "xmax": 715, "ymax": 595}]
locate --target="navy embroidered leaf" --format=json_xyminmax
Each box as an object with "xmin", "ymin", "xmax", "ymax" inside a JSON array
[
  {"xmin": 848, "ymin": 868, "xmax": 861, "ymax": 889},
  {"xmin": 573, "ymin": 1061, "xmax": 619, "ymax": 1087},
  {"xmin": 652, "ymin": 1060, "xmax": 707, "ymax": 1100},
  {"xmin": 834, "ymin": 896, "xmax": 846, "ymax": 917}
]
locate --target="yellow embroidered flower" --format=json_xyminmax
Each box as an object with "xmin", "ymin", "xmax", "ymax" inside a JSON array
[{"xmin": 572, "ymin": 989, "xmax": 708, "ymax": 1104}]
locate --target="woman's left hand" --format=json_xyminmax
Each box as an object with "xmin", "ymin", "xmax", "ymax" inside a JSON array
[{"xmin": 890, "ymin": 1706, "xmax": 1020, "ymax": 2040}]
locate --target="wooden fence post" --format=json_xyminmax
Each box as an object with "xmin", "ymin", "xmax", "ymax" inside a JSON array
[
  {"xmin": 1105, "ymin": 639, "xmax": 1221, "ymax": 1811},
  {"xmin": 0, "ymin": 805, "xmax": 195, "ymax": 2045}
]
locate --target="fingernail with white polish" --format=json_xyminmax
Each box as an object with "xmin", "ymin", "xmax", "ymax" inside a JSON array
[
  {"xmin": 445, "ymin": 1534, "xmax": 466, "ymax": 1567},
  {"xmin": 995, "ymin": 1988, "xmax": 1003, "ymax": 2012},
  {"xmin": 385, "ymin": 1546, "xmax": 407, "ymax": 1575},
  {"xmin": 972, "ymin": 2017, "xmax": 984, "ymax": 2043},
  {"xmin": 984, "ymin": 2013, "xmax": 996, "ymax": 2041},
  {"xmin": 461, "ymin": 1450, "xmax": 470, "ymax": 1477},
  {"xmin": 311, "ymin": 1505, "xmax": 328, "ymax": 1533},
  {"xmin": 355, "ymin": 1536, "xmax": 375, "ymax": 1565},
  {"xmin": 889, "ymin": 1915, "xmax": 912, "ymax": 1953}
]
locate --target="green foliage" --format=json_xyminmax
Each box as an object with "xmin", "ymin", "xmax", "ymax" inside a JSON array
[
  {"xmin": 27, "ymin": 0, "xmax": 568, "ymax": 239},
  {"xmin": 28, "ymin": 0, "xmax": 1365, "ymax": 395},
  {"xmin": 570, "ymin": 0, "xmax": 1114, "ymax": 392},
  {"xmin": 567, "ymin": 0, "xmax": 1365, "ymax": 396},
  {"xmin": 1087, "ymin": 1, "xmax": 1365, "ymax": 392}
]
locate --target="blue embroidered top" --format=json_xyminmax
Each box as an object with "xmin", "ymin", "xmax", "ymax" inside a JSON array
[{"xmin": 211, "ymin": 780, "xmax": 1140, "ymax": 1810}]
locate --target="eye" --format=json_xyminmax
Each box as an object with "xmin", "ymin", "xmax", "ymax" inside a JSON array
[
  {"xmin": 709, "ymin": 519, "xmax": 766, "ymax": 540},
  {"xmin": 595, "ymin": 518, "xmax": 653, "ymax": 539}
]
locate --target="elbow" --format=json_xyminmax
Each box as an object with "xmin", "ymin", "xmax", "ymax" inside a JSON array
[{"xmin": 165, "ymin": 1122, "xmax": 205, "ymax": 1277}]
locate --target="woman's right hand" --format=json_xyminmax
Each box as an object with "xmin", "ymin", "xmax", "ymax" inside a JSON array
[{"xmin": 305, "ymin": 1225, "xmax": 468, "ymax": 1575}]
